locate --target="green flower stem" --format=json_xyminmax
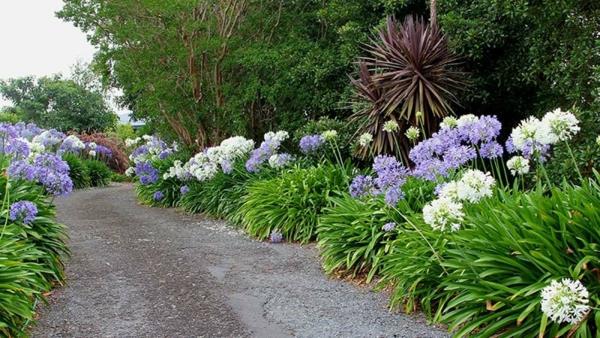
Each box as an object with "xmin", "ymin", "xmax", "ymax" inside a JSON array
[{"xmin": 564, "ymin": 141, "xmax": 583, "ymax": 182}]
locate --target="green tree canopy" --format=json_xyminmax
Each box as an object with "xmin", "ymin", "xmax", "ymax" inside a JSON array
[{"xmin": 0, "ymin": 75, "xmax": 117, "ymax": 132}]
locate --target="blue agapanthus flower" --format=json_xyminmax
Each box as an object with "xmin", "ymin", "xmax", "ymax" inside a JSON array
[
  {"xmin": 9, "ymin": 201, "xmax": 38, "ymax": 225},
  {"xmin": 153, "ymin": 191, "xmax": 164, "ymax": 201},
  {"xmin": 180, "ymin": 185, "xmax": 190, "ymax": 195},
  {"xmin": 299, "ymin": 134, "xmax": 324, "ymax": 154}
]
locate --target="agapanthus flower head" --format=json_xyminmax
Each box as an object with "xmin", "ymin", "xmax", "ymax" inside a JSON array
[
  {"xmin": 321, "ymin": 130, "xmax": 338, "ymax": 141},
  {"xmin": 5, "ymin": 138, "xmax": 30, "ymax": 159},
  {"xmin": 268, "ymin": 153, "xmax": 294, "ymax": 169},
  {"xmin": 455, "ymin": 169, "xmax": 496, "ymax": 203},
  {"xmin": 440, "ymin": 116, "xmax": 458, "ymax": 129},
  {"xmin": 506, "ymin": 156, "xmax": 530, "ymax": 176},
  {"xmin": 423, "ymin": 197, "xmax": 464, "ymax": 232},
  {"xmin": 245, "ymin": 132, "xmax": 286, "ymax": 172},
  {"xmin": 269, "ymin": 230, "xmax": 283, "ymax": 243},
  {"xmin": 383, "ymin": 120, "xmax": 399, "ymax": 133},
  {"xmin": 135, "ymin": 161, "xmax": 159, "ymax": 185},
  {"xmin": 0, "ymin": 123, "xmax": 18, "ymax": 139},
  {"xmin": 31, "ymin": 129, "xmax": 65, "ymax": 147},
  {"xmin": 153, "ymin": 191, "xmax": 164, "ymax": 201},
  {"xmin": 358, "ymin": 132, "xmax": 373, "ymax": 147},
  {"xmin": 125, "ymin": 167, "xmax": 135, "ymax": 177},
  {"xmin": 349, "ymin": 175, "xmax": 375, "ymax": 198},
  {"xmin": 125, "ymin": 137, "xmax": 141, "ymax": 147},
  {"xmin": 436, "ymin": 181, "xmax": 460, "ymax": 200},
  {"xmin": 180, "ymin": 185, "xmax": 190, "ymax": 195},
  {"xmin": 541, "ymin": 108, "xmax": 580, "ymax": 142},
  {"xmin": 510, "ymin": 116, "xmax": 554, "ymax": 152},
  {"xmin": 405, "ymin": 126, "xmax": 420, "ymax": 141},
  {"xmin": 89, "ymin": 150, "xmax": 97, "ymax": 157},
  {"xmin": 541, "ymin": 278, "xmax": 590, "ymax": 324},
  {"xmin": 9, "ymin": 201, "xmax": 38, "ymax": 225},
  {"xmin": 442, "ymin": 145, "xmax": 477, "ymax": 170},
  {"xmin": 59, "ymin": 135, "xmax": 85, "ymax": 154},
  {"xmin": 264, "ymin": 131, "xmax": 289, "ymax": 144},
  {"xmin": 382, "ymin": 222, "xmax": 396, "ymax": 232},
  {"xmin": 479, "ymin": 141, "xmax": 504, "ymax": 159},
  {"xmin": 299, "ymin": 134, "xmax": 324, "ymax": 153}
]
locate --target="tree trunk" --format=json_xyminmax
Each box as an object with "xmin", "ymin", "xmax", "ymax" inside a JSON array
[{"xmin": 430, "ymin": 0, "xmax": 437, "ymax": 24}]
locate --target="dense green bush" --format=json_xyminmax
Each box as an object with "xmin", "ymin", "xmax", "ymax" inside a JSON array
[
  {"xmin": 0, "ymin": 177, "xmax": 68, "ymax": 336},
  {"xmin": 239, "ymin": 163, "xmax": 349, "ymax": 243},
  {"xmin": 318, "ymin": 177, "xmax": 436, "ymax": 282},
  {"xmin": 83, "ymin": 159, "xmax": 112, "ymax": 187},
  {"xmin": 62, "ymin": 153, "xmax": 91, "ymax": 189},
  {"xmin": 439, "ymin": 182, "xmax": 600, "ymax": 337}
]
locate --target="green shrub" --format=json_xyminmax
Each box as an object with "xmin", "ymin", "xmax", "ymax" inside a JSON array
[
  {"xmin": 239, "ymin": 163, "xmax": 350, "ymax": 243},
  {"xmin": 62, "ymin": 153, "xmax": 91, "ymax": 188},
  {"xmin": 317, "ymin": 176, "xmax": 436, "ymax": 282},
  {"xmin": 439, "ymin": 182, "xmax": 600, "ymax": 337},
  {"xmin": 83, "ymin": 159, "xmax": 112, "ymax": 187},
  {"xmin": 179, "ymin": 161, "xmax": 275, "ymax": 223},
  {"xmin": 0, "ymin": 177, "xmax": 68, "ymax": 336}
]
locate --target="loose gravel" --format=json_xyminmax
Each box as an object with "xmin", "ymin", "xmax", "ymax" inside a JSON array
[{"xmin": 32, "ymin": 183, "xmax": 448, "ymax": 337}]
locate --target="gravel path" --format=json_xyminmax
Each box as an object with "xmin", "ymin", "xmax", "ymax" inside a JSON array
[{"xmin": 32, "ymin": 183, "xmax": 447, "ymax": 337}]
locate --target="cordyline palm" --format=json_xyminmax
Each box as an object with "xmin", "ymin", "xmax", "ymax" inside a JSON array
[{"xmin": 351, "ymin": 16, "xmax": 464, "ymax": 163}]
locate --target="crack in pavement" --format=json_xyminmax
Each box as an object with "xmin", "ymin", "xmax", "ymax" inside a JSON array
[{"xmin": 32, "ymin": 183, "xmax": 447, "ymax": 338}]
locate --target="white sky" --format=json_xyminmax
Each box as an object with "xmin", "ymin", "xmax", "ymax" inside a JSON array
[{"xmin": 0, "ymin": 0, "xmax": 130, "ymax": 122}]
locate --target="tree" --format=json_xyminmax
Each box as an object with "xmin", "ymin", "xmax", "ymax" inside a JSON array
[{"xmin": 0, "ymin": 75, "xmax": 117, "ymax": 132}]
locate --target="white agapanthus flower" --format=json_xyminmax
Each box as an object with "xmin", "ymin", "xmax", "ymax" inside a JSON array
[
  {"xmin": 440, "ymin": 116, "xmax": 458, "ymax": 129},
  {"xmin": 62, "ymin": 135, "xmax": 85, "ymax": 150},
  {"xmin": 405, "ymin": 126, "xmax": 420, "ymax": 141},
  {"xmin": 88, "ymin": 142, "xmax": 97, "ymax": 150},
  {"xmin": 142, "ymin": 134, "xmax": 153, "ymax": 141},
  {"xmin": 510, "ymin": 116, "xmax": 554, "ymax": 151},
  {"xmin": 321, "ymin": 129, "xmax": 338, "ymax": 141},
  {"xmin": 541, "ymin": 108, "xmax": 580, "ymax": 142},
  {"xmin": 163, "ymin": 160, "xmax": 188, "ymax": 180},
  {"xmin": 125, "ymin": 167, "xmax": 135, "ymax": 177},
  {"xmin": 32, "ymin": 130, "xmax": 63, "ymax": 147},
  {"xmin": 456, "ymin": 169, "xmax": 496, "ymax": 203},
  {"xmin": 125, "ymin": 138, "xmax": 140, "ymax": 147},
  {"xmin": 596, "ymin": 135, "xmax": 600, "ymax": 146},
  {"xmin": 264, "ymin": 131, "xmax": 289, "ymax": 144},
  {"xmin": 358, "ymin": 132, "xmax": 373, "ymax": 147},
  {"xmin": 383, "ymin": 120, "xmax": 399, "ymax": 132},
  {"xmin": 456, "ymin": 114, "xmax": 478, "ymax": 128},
  {"xmin": 541, "ymin": 279, "xmax": 590, "ymax": 324},
  {"xmin": 89, "ymin": 150, "xmax": 97, "ymax": 157},
  {"xmin": 506, "ymin": 156, "xmax": 530, "ymax": 176},
  {"xmin": 268, "ymin": 153, "xmax": 293, "ymax": 169},
  {"xmin": 423, "ymin": 197, "xmax": 464, "ymax": 232},
  {"xmin": 437, "ymin": 181, "xmax": 460, "ymax": 201},
  {"xmin": 28, "ymin": 141, "xmax": 45, "ymax": 157}
]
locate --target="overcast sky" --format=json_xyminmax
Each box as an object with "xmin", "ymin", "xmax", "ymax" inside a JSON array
[{"xmin": 0, "ymin": 0, "xmax": 130, "ymax": 122}]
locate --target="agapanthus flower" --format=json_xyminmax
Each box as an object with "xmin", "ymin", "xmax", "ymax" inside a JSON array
[
  {"xmin": 31, "ymin": 129, "xmax": 65, "ymax": 147},
  {"xmin": 220, "ymin": 159, "xmax": 233, "ymax": 174},
  {"xmin": 510, "ymin": 116, "xmax": 554, "ymax": 152},
  {"xmin": 541, "ymin": 279, "xmax": 590, "ymax": 324},
  {"xmin": 321, "ymin": 130, "xmax": 338, "ymax": 141},
  {"xmin": 89, "ymin": 150, "xmax": 97, "ymax": 157},
  {"xmin": 245, "ymin": 132, "xmax": 286, "ymax": 172},
  {"xmin": 0, "ymin": 123, "xmax": 18, "ymax": 139},
  {"xmin": 455, "ymin": 169, "xmax": 496, "ymax": 203},
  {"xmin": 383, "ymin": 120, "xmax": 399, "ymax": 132},
  {"xmin": 125, "ymin": 167, "xmax": 135, "ymax": 177},
  {"xmin": 59, "ymin": 135, "xmax": 85, "ymax": 154},
  {"xmin": 135, "ymin": 161, "xmax": 159, "ymax": 185},
  {"xmin": 153, "ymin": 191, "xmax": 164, "ymax": 201},
  {"xmin": 541, "ymin": 108, "xmax": 580, "ymax": 142},
  {"xmin": 506, "ymin": 156, "xmax": 530, "ymax": 176},
  {"xmin": 423, "ymin": 197, "xmax": 464, "ymax": 232},
  {"xmin": 436, "ymin": 181, "xmax": 460, "ymax": 200},
  {"xmin": 125, "ymin": 137, "xmax": 141, "ymax": 147},
  {"xmin": 95, "ymin": 145, "xmax": 112, "ymax": 157},
  {"xmin": 358, "ymin": 133, "xmax": 373, "ymax": 147},
  {"xmin": 264, "ymin": 131, "xmax": 289, "ymax": 144},
  {"xmin": 5, "ymin": 138, "xmax": 30, "ymax": 159},
  {"xmin": 9, "ymin": 201, "xmax": 38, "ymax": 225},
  {"xmin": 268, "ymin": 153, "xmax": 294, "ymax": 169},
  {"xmin": 382, "ymin": 222, "xmax": 396, "ymax": 232},
  {"xmin": 269, "ymin": 230, "xmax": 283, "ymax": 243},
  {"xmin": 349, "ymin": 175, "xmax": 375, "ymax": 198},
  {"xmin": 180, "ymin": 185, "xmax": 190, "ymax": 195},
  {"xmin": 440, "ymin": 116, "xmax": 458, "ymax": 129},
  {"xmin": 405, "ymin": 126, "xmax": 420, "ymax": 141},
  {"xmin": 479, "ymin": 141, "xmax": 503, "ymax": 159},
  {"xmin": 299, "ymin": 134, "xmax": 324, "ymax": 153},
  {"xmin": 442, "ymin": 145, "xmax": 477, "ymax": 170},
  {"xmin": 456, "ymin": 114, "xmax": 478, "ymax": 128}
]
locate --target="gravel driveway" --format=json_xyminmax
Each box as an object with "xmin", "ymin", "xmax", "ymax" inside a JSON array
[{"xmin": 32, "ymin": 183, "xmax": 447, "ymax": 337}]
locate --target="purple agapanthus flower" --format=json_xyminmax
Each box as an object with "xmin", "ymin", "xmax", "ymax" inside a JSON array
[
  {"xmin": 349, "ymin": 175, "xmax": 374, "ymax": 198},
  {"xmin": 299, "ymin": 134, "xmax": 324, "ymax": 154},
  {"xmin": 95, "ymin": 145, "xmax": 113, "ymax": 157},
  {"xmin": 9, "ymin": 201, "xmax": 38, "ymax": 225},
  {"xmin": 220, "ymin": 159, "xmax": 233, "ymax": 174},
  {"xmin": 180, "ymin": 185, "xmax": 190, "ymax": 195},
  {"xmin": 9, "ymin": 153, "xmax": 73, "ymax": 195},
  {"xmin": 135, "ymin": 161, "xmax": 159, "ymax": 185},
  {"xmin": 5, "ymin": 138, "xmax": 30, "ymax": 159},
  {"xmin": 382, "ymin": 222, "xmax": 396, "ymax": 232},
  {"xmin": 153, "ymin": 191, "xmax": 164, "ymax": 201},
  {"xmin": 269, "ymin": 230, "xmax": 283, "ymax": 243},
  {"xmin": 479, "ymin": 141, "xmax": 504, "ymax": 159},
  {"xmin": 245, "ymin": 138, "xmax": 281, "ymax": 173}
]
